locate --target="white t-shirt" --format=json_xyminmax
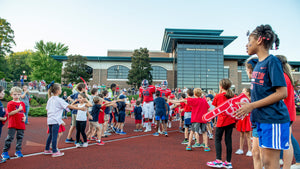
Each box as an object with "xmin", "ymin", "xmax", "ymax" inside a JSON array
[
  {"xmin": 88, "ymin": 95, "xmax": 95, "ymax": 112},
  {"xmin": 46, "ymin": 96, "xmax": 69, "ymax": 125},
  {"xmin": 76, "ymin": 103, "xmax": 87, "ymax": 121}
]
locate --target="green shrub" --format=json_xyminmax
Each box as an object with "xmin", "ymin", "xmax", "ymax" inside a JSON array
[
  {"xmin": 31, "ymin": 95, "xmax": 48, "ymax": 105},
  {"xmin": 28, "ymin": 106, "xmax": 47, "ymax": 117},
  {"xmin": 60, "ymin": 87, "xmax": 72, "ymax": 97},
  {"xmin": 297, "ymin": 111, "xmax": 300, "ymax": 115},
  {"xmin": 30, "ymin": 98, "xmax": 39, "ymax": 107},
  {"xmin": 4, "ymin": 93, "xmax": 12, "ymax": 102},
  {"xmin": 127, "ymin": 95, "xmax": 139, "ymax": 101}
]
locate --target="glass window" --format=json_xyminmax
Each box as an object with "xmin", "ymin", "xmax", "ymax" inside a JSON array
[
  {"xmin": 238, "ymin": 66, "xmax": 250, "ymax": 82},
  {"xmin": 107, "ymin": 65, "xmax": 129, "ymax": 79},
  {"xmin": 150, "ymin": 66, "xmax": 167, "ymax": 80}
]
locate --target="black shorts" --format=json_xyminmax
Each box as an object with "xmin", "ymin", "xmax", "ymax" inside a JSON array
[
  {"xmin": 118, "ymin": 112, "xmax": 125, "ymax": 123},
  {"xmin": 181, "ymin": 116, "xmax": 184, "ymax": 122}
]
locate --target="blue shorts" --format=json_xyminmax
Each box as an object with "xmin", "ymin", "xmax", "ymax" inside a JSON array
[
  {"xmin": 118, "ymin": 112, "xmax": 125, "ymax": 123},
  {"xmin": 184, "ymin": 112, "xmax": 191, "ymax": 125},
  {"xmin": 155, "ymin": 115, "xmax": 166, "ymax": 121},
  {"xmin": 252, "ymin": 127, "xmax": 258, "ymax": 138},
  {"xmin": 257, "ymin": 122, "xmax": 290, "ymax": 150}
]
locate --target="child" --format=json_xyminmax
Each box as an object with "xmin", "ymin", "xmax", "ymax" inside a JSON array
[
  {"xmin": 181, "ymin": 89, "xmax": 193, "ymax": 145},
  {"xmin": 115, "ymin": 95, "xmax": 127, "ymax": 135},
  {"xmin": 0, "ymin": 86, "xmax": 7, "ymax": 163},
  {"xmin": 207, "ymin": 79, "xmax": 236, "ymax": 168},
  {"xmin": 133, "ymin": 101, "xmax": 143, "ymax": 132},
  {"xmin": 65, "ymin": 83, "xmax": 88, "ymax": 143},
  {"xmin": 179, "ymin": 94, "xmax": 186, "ymax": 133},
  {"xmin": 235, "ymin": 25, "xmax": 290, "ymax": 169},
  {"xmin": 62, "ymin": 91, "xmax": 68, "ymax": 119},
  {"xmin": 86, "ymin": 96, "xmax": 105, "ymax": 145},
  {"xmin": 71, "ymin": 93, "xmax": 92, "ymax": 148},
  {"xmin": 102, "ymin": 90, "xmax": 112, "ymax": 134},
  {"xmin": 206, "ymin": 94, "xmax": 215, "ymax": 140},
  {"xmin": 164, "ymin": 97, "xmax": 170, "ymax": 135},
  {"xmin": 86, "ymin": 88, "xmax": 98, "ymax": 140},
  {"xmin": 1, "ymin": 87, "xmax": 26, "ymax": 160},
  {"xmin": 44, "ymin": 83, "xmax": 85, "ymax": 157},
  {"xmin": 130, "ymin": 97, "xmax": 136, "ymax": 118},
  {"xmin": 153, "ymin": 90, "xmax": 167, "ymax": 136},
  {"xmin": 171, "ymin": 88, "xmax": 210, "ymax": 152},
  {"xmin": 235, "ymin": 88, "xmax": 252, "ymax": 157}
]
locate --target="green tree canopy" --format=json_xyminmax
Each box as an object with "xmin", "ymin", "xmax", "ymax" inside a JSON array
[
  {"xmin": 30, "ymin": 40, "xmax": 69, "ymax": 83},
  {"xmin": 62, "ymin": 54, "xmax": 92, "ymax": 83},
  {"xmin": 6, "ymin": 50, "xmax": 33, "ymax": 81},
  {"xmin": 127, "ymin": 47, "xmax": 152, "ymax": 88}
]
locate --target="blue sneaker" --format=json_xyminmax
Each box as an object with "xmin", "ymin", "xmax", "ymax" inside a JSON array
[
  {"xmin": 164, "ymin": 132, "xmax": 168, "ymax": 137},
  {"xmin": 153, "ymin": 132, "xmax": 159, "ymax": 136},
  {"xmin": 0, "ymin": 158, "xmax": 6, "ymax": 163},
  {"xmin": 1, "ymin": 152, "xmax": 10, "ymax": 160},
  {"xmin": 65, "ymin": 138, "xmax": 75, "ymax": 143},
  {"xmin": 15, "ymin": 151, "xmax": 23, "ymax": 158},
  {"xmin": 119, "ymin": 131, "xmax": 127, "ymax": 135},
  {"xmin": 116, "ymin": 130, "xmax": 121, "ymax": 134}
]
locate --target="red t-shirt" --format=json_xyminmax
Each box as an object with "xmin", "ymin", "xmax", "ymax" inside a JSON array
[
  {"xmin": 284, "ymin": 73, "xmax": 296, "ymax": 122},
  {"xmin": 157, "ymin": 88, "xmax": 172, "ymax": 98},
  {"xmin": 98, "ymin": 101, "xmax": 106, "ymax": 124},
  {"xmin": 180, "ymin": 102, "xmax": 186, "ymax": 116},
  {"xmin": 139, "ymin": 85, "xmax": 156, "ymax": 103},
  {"xmin": 7, "ymin": 101, "xmax": 26, "ymax": 130},
  {"xmin": 184, "ymin": 98, "xmax": 192, "ymax": 112},
  {"xmin": 212, "ymin": 92, "xmax": 236, "ymax": 127},
  {"xmin": 187, "ymin": 97, "xmax": 209, "ymax": 123}
]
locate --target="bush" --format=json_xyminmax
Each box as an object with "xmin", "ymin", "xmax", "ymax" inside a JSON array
[
  {"xmin": 4, "ymin": 94, "xmax": 12, "ymax": 102},
  {"xmin": 127, "ymin": 95, "xmax": 139, "ymax": 101},
  {"xmin": 31, "ymin": 95, "xmax": 48, "ymax": 105},
  {"xmin": 29, "ymin": 106, "xmax": 47, "ymax": 117},
  {"xmin": 60, "ymin": 87, "xmax": 72, "ymax": 97},
  {"xmin": 30, "ymin": 98, "xmax": 39, "ymax": 107}
]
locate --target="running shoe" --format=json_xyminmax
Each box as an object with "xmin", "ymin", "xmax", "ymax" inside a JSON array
[
  {"xmin": 235, "ymin": 149, "xmax": 244, "ymax": 155},
  {"xmin": 75, "ymin": 143, "xmax": 81, "ymax": 148},
  {"xmin": 65, "ymin": 138, "xmax": 75, "ymax": 143},
  {"xmin": 153, "ymin": 132, "xmax": 159, "ymax": 136},
  {"xmin": 209, "ymin": 134, "xmax": 213, "ymax": 140},
  {"xmin": 82, "ymin": 142, "xmax": 88, "ymax": 147},
  {"xmin": 43, "ymin": 150, "xmax": 53, "ymax": 155},
  {"xmin": 1, "ymin": 152, "xmax": 10, "ymax": 160},
  {"xmin": 97, "ymin": 140, "xmax": 105, "ymax": 145},
  {"xmin": 134, "ymin": 129, "xmax": 139, "ymax": 132},
  {"xmin": 181, "ymin": 139, "xmax": 189, "ymax": 144},
  {"xmin": 186, "ymin": 145, "xmax": 192, "ymax": 151},
  {"xmin": 138, "ymin": 129, "xmax": 143, "ymax": 132},
  {"xmin": 222, "ymin": 161, "xmax": 233, "ymax": 169},
  {"xmin": 15, "ymin": 151, "xmax": 24, "ymax": 158},
  {"xmin": 52, "ymin": 151, "xmax": 64, "ymax": 157},
  {"xmin": 199, "ymin": 143, "xmax": 205, "ymax": 147},
  {"xmin": 116, "ymin": 130, "xmax": 121, "ymax": 134},
  {"xmin": 164, "ymin": 132, "xmax": 168, "ymax": 137},
  {"xmin": 207, "ymin": 160, "xmax": 223, "ymax": 168},
  {"xmin": 291, "ymin": 164, "xmax": 300, "ymax": 169},
  {"xmin": 0, "ymin": 158, "xmax": 6, "ymax": 163},
  {"xmin": 204, "ymin": 147, "xmax": 211, "ymax": 152},
  {"xmin": 192, "ymin": 143, "xmax": 201, "ymax": 148},
  {"xmin": 91, "ymin": 136, "xmax": 97, "ymax": 140},
  {"xmin": 246, "ymin": 151, "xmax": 252, "ymax": 156},
  {"xmin": 119, "ymin": 131, "xmax": 127, "ymax": 135}
]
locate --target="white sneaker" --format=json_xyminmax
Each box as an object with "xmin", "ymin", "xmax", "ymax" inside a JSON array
[
  {"xmin": 75, "ymin": 143, "xmax": 81, "ymax": 148},
  {"xmin": 291, "ymin": 164, "xmax": 300, "ymax": 169},
  {"xmin": 82, "ymin": 142, "xmax": 88, "ymax": 147},
  {"xmin": 246, "ymin": 151, "xmax": 252, "ymax": 156},
  {"xmin": 144, "ymin": 129, "xmax": 149, "ymax": 132},
  {"xmin": 168, "ymin": 123, "xmax": 171, "ymax": 128},
  {"xmin": 235, "ymin": 149, "xmax": 244, "ymax": 155},
  {"xmin": 279, "ymin": 159, "xmax": 284, "ymax": 165}
]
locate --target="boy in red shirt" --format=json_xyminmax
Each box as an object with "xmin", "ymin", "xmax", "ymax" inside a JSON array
[
  {"xmin": 1, "ymin": 87, "xmax": 26, "ymax": 159},
  {"xmin": 171, "ymin": 88, "xmax": 210, "ymax": 152}
]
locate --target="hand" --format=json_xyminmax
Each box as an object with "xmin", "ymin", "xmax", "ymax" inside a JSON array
[
  {"xmin": 233, "ymin": 102, "xmax": 254, "ymax": 119},
  {"xmin": 18, "ymin": 105, "xmax": 23, "ymax": 111},
  {"xmin": 62, "ymin": 122, "xmax": 66, "ymax": 126},
  {"xmin": 22, "ymin": 116, "xmax": 26, "ymax": 122},
  {"xmin": 89, "ymin": 116, "xmax": 93, "ymax": 120}
]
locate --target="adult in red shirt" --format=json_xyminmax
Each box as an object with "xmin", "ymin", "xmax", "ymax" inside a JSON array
[
  {"xmin": 157, "ymin": 80, "xmax": 172, "ymax": 98},
  {"xmin": 139, "ymin": 79, "xmax": 155, "ymax": 132}
]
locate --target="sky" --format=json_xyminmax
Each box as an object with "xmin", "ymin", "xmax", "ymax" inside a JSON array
[{"xmin": 1, "ymin": 0, "xmax": 300, "ymax": 61}]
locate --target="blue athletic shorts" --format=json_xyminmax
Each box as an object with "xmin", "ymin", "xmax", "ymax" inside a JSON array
[
  {"xmin": 118, "ymin": 111, "xmax": 125, "ymax": 123},
  {"xmin": 252, "ymin": 127, "xmax": 258, "ymax": 138},
  {"xmin": 257, "ymin": 122, "xmax": 290, "ymax": 150},
  {"xmin": 155, "ymin": 115, "xmax": 166, "ymax": 121}
]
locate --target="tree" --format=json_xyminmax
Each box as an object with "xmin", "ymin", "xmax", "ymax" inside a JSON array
[
  {"xmin": 62, "ymin": 54, "xmax": 92, "ymax": 83},
  {"xmin": 127, "ymin": 47, "xmax": 152, "ymax": 88},
  {"xmin": 6, "ymin": 50, "xmax": 33, "ymax": 81},
  {"xmin": 30, "ymin": 40, "xmax": 69, "ymax": 83},
  {"xmin": 0, "ymin": 18, "xmax": 15, "ymax": 74}
]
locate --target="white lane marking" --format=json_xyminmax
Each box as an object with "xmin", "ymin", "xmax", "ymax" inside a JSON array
[{"xmin": 9, "ymin": 130, "xmax": 177, "ymax": 160}]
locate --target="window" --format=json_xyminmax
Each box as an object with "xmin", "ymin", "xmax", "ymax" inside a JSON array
[
  {"xmin": 151, "ymin": 66, "xmax": 167, "ymax": 80},
  {"xmin": 107, "ymin": 65, "xmax": 129, "ymax": 79},
  {"xmin": 238, "ymin": 66, "xmax": 250, "ymax": 82}
]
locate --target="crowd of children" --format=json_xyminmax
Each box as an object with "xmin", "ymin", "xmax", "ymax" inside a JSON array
[{"xmin": 0, "ymin": 24, "xmax": 300, "ymax": 169}]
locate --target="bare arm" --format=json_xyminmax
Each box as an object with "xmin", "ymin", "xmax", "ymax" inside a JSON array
[
  {"xmin": 0, "ymin": 117, "xmax": 7, "ymax": 121},
  {"xmin": 8, "ymin": 106, "xmax": 23, "ymax": 116},
  {"xmin": 234, "ymin": 86, "xmax": 287, "ymax": 118}
]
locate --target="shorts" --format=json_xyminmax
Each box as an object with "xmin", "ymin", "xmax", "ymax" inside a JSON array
[
  {"xmin": 155, "ymin": 115, "xmax": 167, "ymax": 121},
  {"xmin": 104, "ymin": 114, "xmax": 110, "ymax": 122},
  {"xmin": 257, "ymin": 122, "xmax": 290, "ymax": 150},
  {"xmin": 118, "ymin": 111, "xmax": 126, "ymax": 123},
  {"xmin": 184, "ymin": 112, "xmax": 191, "ymax": 126},
  {"xmin": 252, "ymin": 127, "xmax": 258, "ymax": 138},
  {"xmin": 135, "ymin": 119, "xmax": 142, "ymax": 124},
  {"xmin": 114, "ymin": 112, "xmax": 119, "ymax": 123},
  {"xmin": 191, "ymin": 123, "xmax": 207, "ymax": 134},
  {"xmin": 181, "ymin": 116, "xmax": 184, "ymax": 122},
  {"xmin": 47, "ymin": 124, "xmax": 65, "ymax": 134},
  {"xmin": 71, "ymin": 114, "xmax": 77, "ymax": 126},
  {"xmin": 142, "ymin": 101, "xmax": 154, "ymax": 119},
  {"xmin": 89, "ymin": 121, "xmax": 101, "ymax": 128}
]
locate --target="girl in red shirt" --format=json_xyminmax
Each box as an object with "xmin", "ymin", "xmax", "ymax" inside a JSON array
[{"xmin": 207, "ymin": 79, "xmax": 235, "ymax": 168}]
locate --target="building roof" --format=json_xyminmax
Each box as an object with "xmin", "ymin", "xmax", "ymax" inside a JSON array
[{"xmin": 161, "ymin": 28, "xmax": 237, "ymax": 53}]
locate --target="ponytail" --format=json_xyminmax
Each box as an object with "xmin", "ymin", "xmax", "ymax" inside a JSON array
[
  {"xmin": 276, "ymin": 55, "xmax": 294, "ymax": 86},
  {"xmin": 47, "ymin": 81, "xmax": 61, "ymax": 99},
  {"xmin": 219, "ymin": 79, "xmax": 234, "ymax": 99}
]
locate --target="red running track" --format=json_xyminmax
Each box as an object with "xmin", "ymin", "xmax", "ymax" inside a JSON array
[{"xmin": 0, "ymin": 116, "xmax": 299, "ymax": 169}]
